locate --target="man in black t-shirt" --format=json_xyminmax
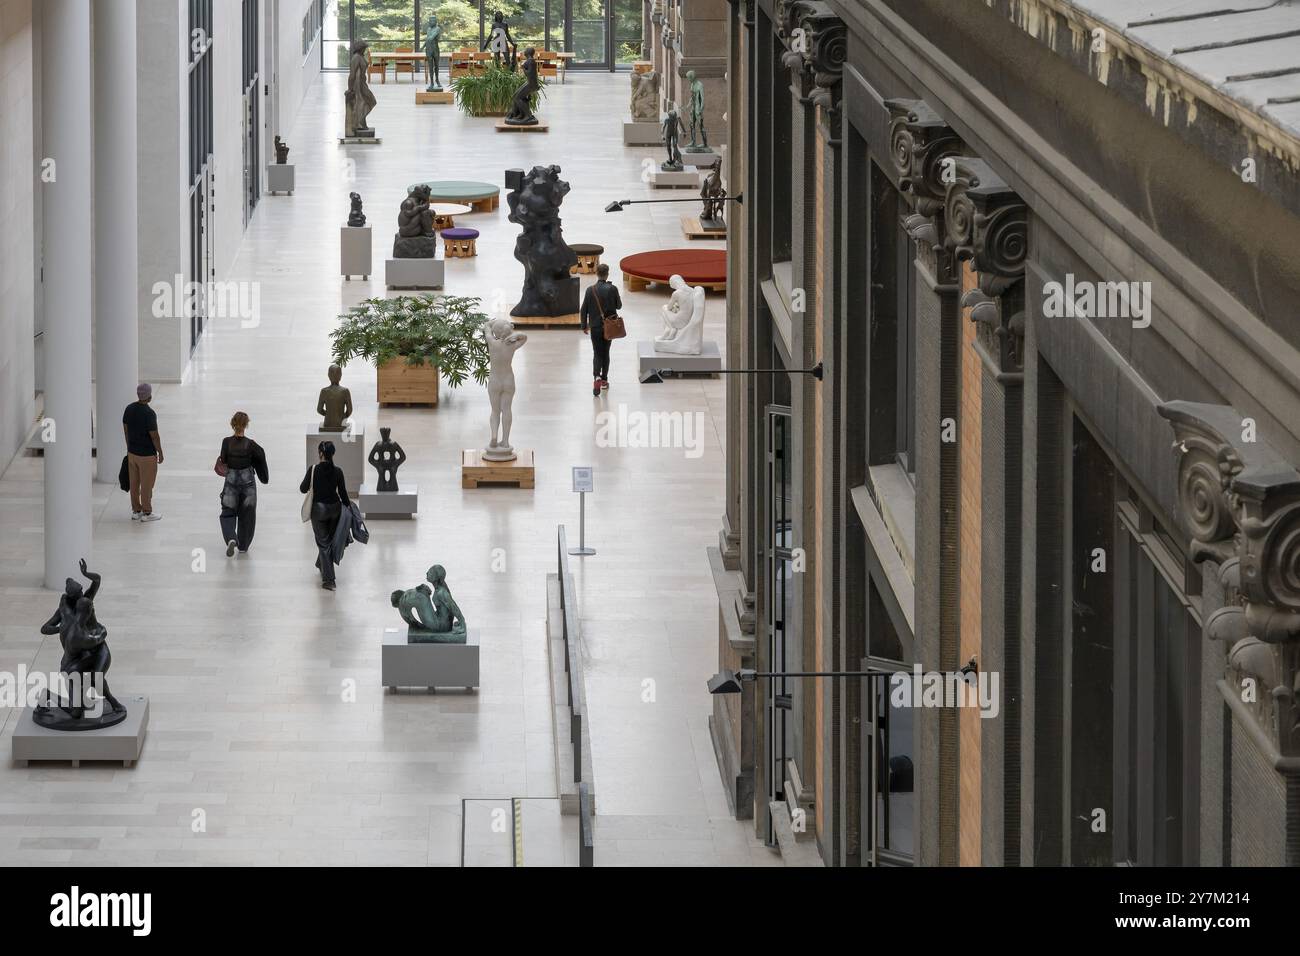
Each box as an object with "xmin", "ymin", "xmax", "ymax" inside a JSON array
[{"xmin": 122, "ymin": 383, "xmax": 164, "ymax": 521}]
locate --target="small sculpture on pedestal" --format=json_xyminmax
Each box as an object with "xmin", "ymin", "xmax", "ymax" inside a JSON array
[
  {"xmin": 34, "ymin": 560, "xmax": 128, "ymax": 731},
  {"xmin": 483, "ymin": 11, "xmax": 518, "ymax": 71},
  {"xmin": 507, "ymin": 165, "xmax": 580, "ymax": 318},
  {"xmin": 391, "ymin": 565, "xmax": 468, "ymax": 643},
  {"xmin": 367, "ymin": 427, "xmax": 407, "ymax": 492},
  {"xmin": 345, "ymin": 39, "xmax": 377, "ymax": 138},
  {"xmin": 393, "ymin": 184, "xmax": 437, "ymax": 258},
  {"xmin": 483, "ymin": 318, "xmax": 527, "ymax": 461},
  {"xmin": 699, "ymin": 159, "xmax": 726, "ymax": 231},
  {"xmin": 424, "ymin": 15, "xmax": 444, "ymax": 91},
  {"xmin": 654, "ymin": 274, "xmax": 706, "ymax": 355},
  {"xmin": 684, "ymin": 70, "xmax": 709, "ymax": 151},
  {"xmin": 318, "ymin": 364, "xmax": 354, "ymax": 431},
  {"xmin": 661, "ymin": 106, "xmax": 686, "ymax": 171},
  {"xmin": 630, "ymin": 69, "xmax": 658, "ymax": 122},
  {"xmin": 503, "ymin": 48, "xmax": 540, "ymax": 126},
  {"xmin": 347, "ymin": 191, "xmax": 366, "ymax": 227},
  {"xmin": 275, "ymin": 136, "xmax": 290, "ymax": 164}
]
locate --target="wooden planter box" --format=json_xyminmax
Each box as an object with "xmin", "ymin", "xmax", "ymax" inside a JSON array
[{"xmin": 377, "ymin": 358, "xmax": 440, "ymax": 406}]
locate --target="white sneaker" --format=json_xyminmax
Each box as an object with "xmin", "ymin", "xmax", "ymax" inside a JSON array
[
  {"xmin": 140, "ymin": 513, "xmax": 162, "ymax": 522},
  {"xmin": 131, "ymin": 512, "xmax": 142, "ymax": 521},
  {"xmin": 226, "ymin": 540, "xmax": 237, "ymax": 557}
]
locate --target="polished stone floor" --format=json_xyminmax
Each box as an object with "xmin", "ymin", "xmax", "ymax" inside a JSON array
[{"xmin": 0, "ymin": 71, "xmax": 776, "ymax": 865}]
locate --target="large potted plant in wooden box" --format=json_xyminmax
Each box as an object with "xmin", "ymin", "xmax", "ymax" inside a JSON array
[
  {"xmin": 331, "ymin": 294, "xmax": 491, "ymax": 406},
  {"xmin": 450, "ymin": 64, "xmax": 544, "ymax": 117}
]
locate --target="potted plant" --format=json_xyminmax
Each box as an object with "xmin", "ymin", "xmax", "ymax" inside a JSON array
[
  {"xmin": 331, "ymin": 294, "xmax": 491, "ymax": 406},
  {"xmin": 450, "ymin": 63, "xmax": 544, "ymax": 117}
]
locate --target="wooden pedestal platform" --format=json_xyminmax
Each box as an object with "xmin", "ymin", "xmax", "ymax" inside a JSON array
[
  {"xmin": 509, "ymin": 312, "xmax": 581, "ymax": 327},
  {"xmin": 495, "ymin": 121, "xmax": 549, "ymax": 133},
  {"xmin": 462, "ymin": 449, "xmax": 535, "ymax": 488},
  {"xmin": 416, "ymin": 90, "xmax": 454, "ymax": 104},
  {"xmin": 681, "ymin": 216, "xmax": 727, "ymax": 240}
]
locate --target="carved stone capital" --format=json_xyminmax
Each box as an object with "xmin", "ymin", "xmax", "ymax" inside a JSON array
[{"xmin": 885, "ymin": 99, "xmax": 961, "ymax": 223}]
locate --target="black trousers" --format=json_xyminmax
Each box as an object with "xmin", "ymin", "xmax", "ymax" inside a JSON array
[
  {"xmin": 310, "ymin": 502, "xmax": 341, "ymax": 584},
  {"xmin": 590, "ymin": 333, "xmax": 611, "ymax": 380}
]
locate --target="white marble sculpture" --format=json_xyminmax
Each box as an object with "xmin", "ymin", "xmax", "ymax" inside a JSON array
[
  {"xmin": 630, "ymin": 69, "xmax": 659, "ymax": 122},
  {"xmin": 654, "ymin": 275, "xmax": 706, "ymax": 355},
  {"xmin": 483, "ymin": 318, "xmax": 528, "ymax": 461}
]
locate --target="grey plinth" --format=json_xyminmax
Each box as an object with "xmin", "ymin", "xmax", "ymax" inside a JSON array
[
  {"xmin": 359, "ymin": 482, "xmax": 418, "ymax": 518},
  {"xmin": 12, "ymin": 696, "xmax": 149, "ymax": 767},
  {"xmin": 638, "ymin": 339, "xmax": 723, "ymax": 382},
  {"xmin": 624, "ymin": 120, "xmax": 661, "ymax": 146},
  {"xmin": 266, "ymin": 163, "xmax": 296, "ymax": 194},
  {"xmin": 382, "ymin": 627, "xmax": 480, "ymax": 690},
  {"xmin": 305, "ymin": 423, "xmax": 365, "ymax": 493},
  {"xmin": 680, "ymin": 151, "xmax": 720, "ymax": 167},
  {"xmin": 385, "ymin": 257, "xmax": 445, "ymax": 290},
  {"xmin": 341, "ymin": 226, "xmax": 372, "ymax": 279},
  {"xmin": 649, "ymin": 169, "xmax": 701, "ymax": 189}
]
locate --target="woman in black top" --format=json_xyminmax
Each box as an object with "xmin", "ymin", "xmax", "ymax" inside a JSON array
[
  {"xmin": 217, "ymin": 411, "xmax": 269, "ymax": 556},
  {"xmin": 300, "ymin": 440, "xmax": 350, "ymax": 590}
]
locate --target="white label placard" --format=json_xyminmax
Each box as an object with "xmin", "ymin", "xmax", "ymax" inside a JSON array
[{"xmin": 571, "ymin": 466, "xmax": 594, "ymax": 493}]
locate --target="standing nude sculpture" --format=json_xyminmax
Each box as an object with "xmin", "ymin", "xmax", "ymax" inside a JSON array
[
  {"xmin": 345, "ymin": 39, "xmax": 377, "ymax": 138},
  {"xmin": 483, "ymin": 318, "xmax": 527, "ymax": 461},
  {"xmin": 424, "ymin": 16, "xmax": 444, "ymax": 91}
]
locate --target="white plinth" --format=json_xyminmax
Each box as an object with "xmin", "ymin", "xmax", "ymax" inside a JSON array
[
  {"xmin": 638, "ymin": 339, "xmax": 723, "ymax": 381},
  {"xmin": 385, "ymin": 257, "xmax": 445, "ymax": 290},
  {"xmin": 624, "ymin": 120, "xmax": 661, "ymax": 146},
  {"xmin": 649, "ymin": 169, "xmax": 701, "ymax": 188},
  {"xmin": 359, "ymin": 482, "xmax": 418, "ymax": 517},
  {"xmin": 382, "ymin": 627, "xmax": 480, "ymax": 690},
  {"xmin": 12, "ymin": 696, "xmax": 149, "ymax": 767},
  {"xmin": 680, "ymin": 150, "xmax": 720, "ymax": 167},
  {"xmin": 341, "ymin": 226, "xmax": 372, "ymax": 279},
  {"xmin": 305, "ymin": 423, "xmax": 365, "ymax": 493},
  {"xmin": 266, "ymin": 163, "xmax": 295, "ymax": 194},
  {"xmin": 339, "ymin": 135, "xmax": 383, "ymax": 145}
]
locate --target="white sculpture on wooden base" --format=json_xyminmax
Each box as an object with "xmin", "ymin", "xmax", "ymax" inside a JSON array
[
  {"xmin": 483, "ymin": 318, "xmax": 528, "ymax": 461},
  {"xmin": 654, "ymin": 274, "xmax": 706, "ymax": 355}
]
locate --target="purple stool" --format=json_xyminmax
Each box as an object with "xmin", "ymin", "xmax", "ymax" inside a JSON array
[{"xmin": 441, "ymin": 228, "xmax": 479, "ymax": 258}]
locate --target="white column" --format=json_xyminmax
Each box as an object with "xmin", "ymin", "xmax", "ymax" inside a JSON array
[
  {"xmin": 42, "ymin": 0, "xmax": 94, "ymax": 589},
  {"xmin": 94, "ymin": 0, "xmax": 139, "ymax": 483}
]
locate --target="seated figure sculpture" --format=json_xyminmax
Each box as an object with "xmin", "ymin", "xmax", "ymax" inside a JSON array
[
  {"xmin": 654, "ymin": 274, "xmax": 706, "ymax": 355},
  {"xmin": 391, "ymin": 565, "xmax": 468, "ymax": 643},
  {"xmin": 317, "ymin": 364, "xmax": 353, "ymax": 431},
  {"xmin": 34, "ymin": 559, "xmax": 128, "ymax": 731},
  {"xmin": 393, "ymin": 184, "xmax": 437, "ymax": 258}
]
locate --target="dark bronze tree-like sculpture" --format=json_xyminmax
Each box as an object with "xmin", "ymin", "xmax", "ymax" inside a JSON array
[{"xmin": 506, "ymin": 165, "xmax": 579, "ymax": 319}]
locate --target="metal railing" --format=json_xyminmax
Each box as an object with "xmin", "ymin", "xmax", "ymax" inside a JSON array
[{"xmin": 557, "ymin": 524, "xmax": 594, "ymax": 866}]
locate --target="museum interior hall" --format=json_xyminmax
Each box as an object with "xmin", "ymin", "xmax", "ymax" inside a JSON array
[{"xmin": 5, "ymin": 0, "xmax": 1300, "ymax": 875}]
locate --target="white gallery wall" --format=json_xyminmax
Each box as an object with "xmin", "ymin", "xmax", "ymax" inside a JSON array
[
  {"xmin": 276, "ymin": 0, "xmax": 322, "ymax": 148},
  {"xmin": 0, "ymin": 0, "xmax": 36, "ymax": 475}
]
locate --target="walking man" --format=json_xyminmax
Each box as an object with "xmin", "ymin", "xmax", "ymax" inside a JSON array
[
  {"xmin": 122, "ymin": 383, "xmax": 163, "ymax": 521},
  {"xmin": 579, "ymin": 264, "xmax": 624, "ymax": 396}
]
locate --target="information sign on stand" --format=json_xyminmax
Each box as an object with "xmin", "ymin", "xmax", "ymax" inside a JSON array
[{"xmin": 568, "ymin": 467, "xmax": 596, "ymax": 556}]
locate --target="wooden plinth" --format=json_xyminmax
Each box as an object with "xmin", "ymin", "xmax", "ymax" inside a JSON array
[
  {"xmin": 680, "ymin": 216, "xmax": 727, "ymax": 240},
  {"xmin": 467, "ymin": 194, "xmax": 499, "ymax": 212},
  {"xmin": 462, "ymin": 449, "xmax": 535, "ymax": 489},
  {"xmin": 494, "ymin": 121, "xmax": 549, "ymax": 133},
  {"xmin": 377, "ymin": 359, "xmax": 440, "ymax": 406},
  {"xmin": 509, "ymin": 312, "xmax": 581, "ymax": 327},
  {"xmin": 415, "ymin": 90, "xmax": 454, "ymax": 104},
  {"xmin": 571, "ymin": 254, "xmax": 601, "ymax": 275},
  {"xmin": 444, "ymin": 238, "xmax": 477, "ymax": 258}
]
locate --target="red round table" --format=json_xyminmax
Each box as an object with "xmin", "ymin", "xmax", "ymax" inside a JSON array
[{"xmin": 619, "ymin": 249, "xmax": 726, "ymax": 293}]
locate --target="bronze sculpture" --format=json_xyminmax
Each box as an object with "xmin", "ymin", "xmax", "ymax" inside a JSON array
[
  {"xmin": 424, "ymin": 16, "xmax": 444, "ymax": 91},
  {"xmin": 393, "ymin": 184, "xmax": 437, "ymax": 258},
  {"xmin": 507, "ymin": 165, "xmax": 579, "ymax": 318},
  {"xmin": 274, "ymin": 135, "xmax": 290, "ymax": 164},
  {"xmin": 345, "ymin": 39, "xmax": 377, "ymax": 138},
  {"xmin": 503, "ymin": 48, "xmax": 540, "ymax": 126},
  {"xmin": 391, "ymin": 565, "xmax": 468, "ymax": 643},
  {"xmin": 684, "ymin": 69, "xmax": 709, "ymax": 151},
  {"xmin": 34, "ymin": 560, "xmax": 128, "ymax": 731},
  {"xmin": 368, "ymin": 427, "xmax": 407, "ymax": 492},
  {"xmin": 483, "ymin": 11, "xmax": 517, "ymax": 71},
  {"xmin": 661, "ymin": 106, "xmax": 686, "ymax": 171},
  {"xmin": 317, "ymin": 364, "xmax": 353, "ymax": 431},
  {"xmin": 347, "ymin": 191, "xmax": 366, "ymax": 227},
  {"xmin": 700, "ymin": 159, "xmax": 726, "ymax": 231}
]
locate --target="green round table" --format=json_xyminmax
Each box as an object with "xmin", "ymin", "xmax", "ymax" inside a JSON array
[{"xmin": 408, "ymin": 180, "xmax": 501, "ymax": 212}]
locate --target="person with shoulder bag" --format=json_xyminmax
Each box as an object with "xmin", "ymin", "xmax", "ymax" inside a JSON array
[
  {"xmin": 215, "ymin": 411, "xmax": 269, "ymax": 556},
  {"xmin": 579, "ymin": 263, "xmax": 625, "ymax": 397},
  {"xmin": 300, "ymin": 441, "xmax": 351, "ymax": 591}
]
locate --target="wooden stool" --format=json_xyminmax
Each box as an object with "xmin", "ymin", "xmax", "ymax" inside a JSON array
[
  {"xmin": 570, "ymin": 243, "xmax": 604, "ymax": 275},
  {"xmin": 441, "ymin": 228, "xmax": 479, "ymax": 258}
]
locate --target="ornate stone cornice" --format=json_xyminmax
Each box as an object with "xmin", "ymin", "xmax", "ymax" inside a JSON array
[
  {"xmin": 1159, "ymin": 400, "xmax": 1300, "ymax": 758},
  {"xmin": 944, "ymin": 158, "xmax": 1028, "ymax": 373},
  {"xmin": 885, "ymin": 98, "xmax": 961, "ymax": 249}
]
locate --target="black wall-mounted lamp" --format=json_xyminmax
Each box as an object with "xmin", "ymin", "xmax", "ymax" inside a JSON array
[{"xmin": 605, "ymin": 193, "xmax": 744, "ymax": 213}]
